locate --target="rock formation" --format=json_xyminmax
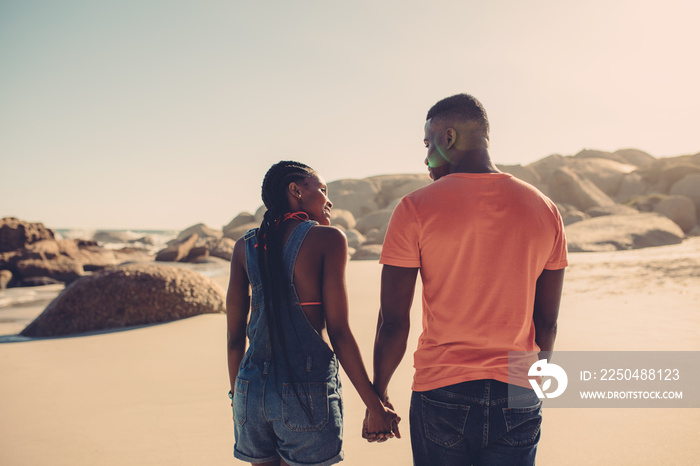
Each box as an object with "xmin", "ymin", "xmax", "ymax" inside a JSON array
[{"xmin": 20, "ymin": 263, "xmax": 225, "ymax": 337}]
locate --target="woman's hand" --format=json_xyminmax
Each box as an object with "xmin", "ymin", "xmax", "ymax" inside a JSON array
[{"xmin": 362, "ymin": 399, "xmax": 401, "ymax": 443}]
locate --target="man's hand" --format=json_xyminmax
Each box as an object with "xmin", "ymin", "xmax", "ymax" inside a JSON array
[{"xmin": 362, "ymin": 398, "xmax": 401, "ymax": 443}]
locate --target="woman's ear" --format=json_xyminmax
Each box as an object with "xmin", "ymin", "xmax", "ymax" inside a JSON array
[{"xmin": 288, "ymin": 182, "xmax": 302, "ymax": 201}]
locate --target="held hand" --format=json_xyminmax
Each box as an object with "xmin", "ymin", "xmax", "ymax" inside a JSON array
[{"xmin": 362, "ymin": 399, "xmax": 401, "ymax": 443}]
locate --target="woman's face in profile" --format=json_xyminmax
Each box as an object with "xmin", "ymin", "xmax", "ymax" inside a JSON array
[{"xmin": 298, "ymin": 175, "xmax": 333, "ymax": 226}]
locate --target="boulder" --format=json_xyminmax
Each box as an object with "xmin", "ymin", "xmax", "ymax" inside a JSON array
[
  {"xmin": 613, "ymin": 149, "xmax": 656, "ymax": 168},
  {"xmin": 616, "ymin": 172, "xmax": 650, "ymax": 203},
  {"xmin": 568, "ymin": 157, "xmax": 637, "ymax": 197},
  {"xmin": 575, "ymin": 148, "xmax": 656, "ymax": 168},
  {"xmin": 498, "ymin": 164, "xmax": 543, "ymax": 189},
  {"xmin": 548, "ymin": 167, "xmax": 616, "ymax": 211},
  {"xmin": 351, "ymin": 244, "xmax": 383, "ymax": 261},
  {"xmin": 670, "ymin": 173, "xmax": 700, "ymax": 214},
  {"xmin": 176, "ymin": 223, "xmax": 222, "ymax": 243},
  {"xmin": 355, "ymin": 208, "xmax": 395, "ymax": 235},
  {"xmin": 155, "ymin": 234, "xmax": 198, "ymax": 262},
  {"xmin": 224, "ymin": 213, "xmax": 257, "ymax": 238},
  {"xmin": 565, "ymin": 212, "xmax": 685, "ymax": 252},
  {"xmin": 562, "ymin": 210, "xmax": 588, "ymax": 226},
  {"xmin": 527, "ymin": 154, "xmax": 569, "ymax": 184},
  {"xmin": 0, "ymin": 217, "xmax": 55, "ymax": 253},
  {"xmin": 639, "ymin": 161, "xmax": 700, "ymax": 194},
  {"xmin": 254, "ymin": 205, "xmax": 267, "ymax": 223},
  {"xmin": 20, "ymin": 263, "xmax": 225, "ymax": 337},
  {"xmin": 0, "ymin": 269, "xmax": 12, "ymax": 289},
  {"xmin": 327, "ymin": 179, "xmax": 380, "ymax": 219},
  {"xmin": 184, "ymin": 246, "xmax": 210, "ymax": 263},
  {"xmin": 365, "ymin": 223, "xmax": 389, "ymax": 245},
  {"xmin": 211, "ymin": 238, "xmax": 236, "ymax": 261},
  {"xmin": 369, "ymin": 174, "xmax": 431, "ymax": 208},
  {"xmin": 14, "ymin": 257, "xmax": 84, "ymax": 284},
  {"xmin": 223, "ymin": 222, "xmax": 258, "ymax": 241},
  {"xmin": 654, "ymin": 195, "xmax": 697, "ymax": 233},
  {"xmin": 330, "ymin": 209, "xmax": 356, "ymax": 230},
  {"xmin": 344, "ymin": 229, "xmax": 366, "ymax": 249},
  {"xmin": 585, "ymin": 204, "xmax": 638, "ymax": 218}
]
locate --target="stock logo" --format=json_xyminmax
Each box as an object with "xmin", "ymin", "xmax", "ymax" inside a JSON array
[{"xmin": 529, "ymin": 359, "xmax": 568, "ymax": 399}]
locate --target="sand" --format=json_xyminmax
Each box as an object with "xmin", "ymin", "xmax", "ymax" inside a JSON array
[{"xmin": 1, "ymin": 238, "xmax": 699, "ymax": 465}]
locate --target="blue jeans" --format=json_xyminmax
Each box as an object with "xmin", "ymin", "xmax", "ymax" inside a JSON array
[{"xmin": 410, "ymin": 379, "xmax": 542, "ymax": 466}]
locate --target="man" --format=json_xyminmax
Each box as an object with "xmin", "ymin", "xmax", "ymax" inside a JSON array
[{"xmin": 366, "ymin": 94, "xmax": 567, "ymax": 465}]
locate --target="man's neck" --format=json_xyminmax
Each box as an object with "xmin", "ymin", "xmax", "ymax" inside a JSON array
[{"xmin": 451, "ymin": 149, "xmax": 501, "ymax": 174}]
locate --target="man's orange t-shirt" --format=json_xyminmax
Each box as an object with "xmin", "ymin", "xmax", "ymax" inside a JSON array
[{"xmin": 380, "ymin": 173, "xmax": 568, "ymax": 391}]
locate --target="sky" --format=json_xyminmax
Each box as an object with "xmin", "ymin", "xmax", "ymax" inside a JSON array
[{"xmin": 1, "ymin": 0, "xmax": 698, "ymax": 230}]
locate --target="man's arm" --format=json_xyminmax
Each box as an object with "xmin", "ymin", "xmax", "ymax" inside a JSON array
[
  {"xmin": 533, "ymin": 268, "xmax": 565, "ymax": 362},
  {"xmin": 373, "ymin": 264, "xmax": 419, "ymax": 402}
]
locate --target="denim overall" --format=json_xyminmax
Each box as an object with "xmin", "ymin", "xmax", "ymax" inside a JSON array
[{"xmin": 233, "ymin": 220, "xmax": 344, "ymax": 466}]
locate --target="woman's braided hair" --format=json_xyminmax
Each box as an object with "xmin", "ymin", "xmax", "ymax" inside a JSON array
[{"xmin": 256, "ymin": 161, "xmax": 317, "ymax": 419}]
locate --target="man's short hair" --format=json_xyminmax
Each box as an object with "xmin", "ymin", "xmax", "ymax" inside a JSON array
[{"xmin": 426, "ymin": 94, "xmax": 489, "ymax": 134}]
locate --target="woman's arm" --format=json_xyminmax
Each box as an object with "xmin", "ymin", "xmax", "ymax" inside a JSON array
[
  {"xmin": 319, "ymin": 227, "xmax": 400, "ymax": 438},
  {"xmin": 227, "ymin": 238, "xmax": 250, "ymax": 394}
]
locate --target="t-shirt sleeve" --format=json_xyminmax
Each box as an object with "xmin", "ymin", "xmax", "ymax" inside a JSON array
[
  {"xmin": 544, "ymin": 206, "xmax": 569, "ymax": 270},
  {"xmin": 379, "ymin": 197, "xmax": 421, "ymax": 268}
]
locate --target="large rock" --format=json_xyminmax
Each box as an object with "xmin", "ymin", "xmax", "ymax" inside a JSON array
[
  {"xmin": 612, "ymin": 149, "xmax": 656, "ymax": 167},
  {"xmin": 223, "ymin": 222, "xmax": 258, "ymax": 241},
  {"xmin": 223, "ymin": 213, "xmax": 257, "ymax": 238},
  {"xmin": 330, "ymin": 209, "xmax": 356, "ymax": 230},
  {"xmin": 176, "ymin": 223, "xmax": 222, "ymax": 243},
  {"xmin": 210, "ymin": 237, "xmax": 236, "ymax": 260},
  {"xmin": 585, "ymin": 204, "xmax": 638, "ymax": 218},
  {"xmin": 369, "ymin": 174, "xmax": 431, "ymax": 208},
  {"xmin": 527, "ymin": 154, "xmax": 569, "ymax": 184},
  {"xmin": 155, "ymin": 233, "xmax": 199, "ymax": 262},
  {"xmin": 638, "ymin": 160, "xmax": 700, "ymax": 194},
  {"xmin": 355, "ymin": 208, "xmax": 395, "ymax": 235},
  {"xmin": 548, "ymin": 167, "xmax": 616, "ymax": 211},
  {"xmin": 0, "ymin": 238, "xmax": 150, "ymax": 286},
  {"xmin": 616, "ymin": 172, "xmax": 651, "ymax": 203},
  {"xmin": 20, "ymin": 263, "xmax": 225, "ymax": 337},
  {"xmin": 566, "ymin": 212, "xmax": 685, "ymax": 252},
  {"xmin": 13, "ymin": 257, "xmax": 84, "ymax": 284},
  {"xmin": 670, "ymin": 173, "xmax": 700, "ymax": 214},
  {"xmin": 498, "ymin": 164, "xmax": 543, "ymax": 189},
  {"xmin": 0, "ymin": 217, "xmax": 55, "ymax": 253},
  {"xmin": 327, "ymin": 179, "xmax": 380, "ymax": 219},
  {"xmin": 344, "ymin": 229, "xmax": 366, "ymax": 249},
  {"xmin": 575, "ymin": 148, "xmax": 655, "ymax": 168},
  {"xmin": 654, "ymin": 195, "xmax": 697, "ymax": 233},
  {"xmin": 568, "ymin": 157, "xmax": 637, "ymax": 197}
]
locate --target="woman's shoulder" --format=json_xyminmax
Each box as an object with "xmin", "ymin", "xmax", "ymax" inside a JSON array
[{"xmin": 307, "ymin": 224, "xmax": 347, "ymax": 249}]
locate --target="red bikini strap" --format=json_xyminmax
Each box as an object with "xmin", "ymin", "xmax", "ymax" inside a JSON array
[{"xmin": 282, "ymin": 211, "xmax": 310, "ymax": 222}]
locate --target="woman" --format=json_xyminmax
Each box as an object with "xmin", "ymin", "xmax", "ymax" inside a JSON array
[{"xmin": 227, "ymin": 161, "xmax": 399, "ymax": 466}]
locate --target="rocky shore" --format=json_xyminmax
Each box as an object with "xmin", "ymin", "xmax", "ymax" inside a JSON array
[
  {"xmin": 156, "ymin": 148, "xmax": 699, "ymax": 262},
  {"xmin": 2, "ymin": 147, "xmax": 698, "ymax": 336}
]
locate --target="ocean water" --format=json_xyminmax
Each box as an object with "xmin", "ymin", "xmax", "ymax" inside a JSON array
[{"xmin": 56, "ymin": 228, "xmax": 178, "ymax": 254}]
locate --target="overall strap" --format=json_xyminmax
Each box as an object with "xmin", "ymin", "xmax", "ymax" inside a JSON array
[
  {"xmin": 282, "ymin": 220, "xmax": 317, "ymax": 283},
  {"xmin": 243, "ymin": 228, "xmax": 261, "ymax": 288}
]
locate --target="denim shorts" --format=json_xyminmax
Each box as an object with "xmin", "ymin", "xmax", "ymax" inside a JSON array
[
  {"xmin": 233, "ymin": 375, "xmax": 344, "ymax": 466},
  {"xmin": 410, "ymin": 379, "xmax": 542, "ymax": 466}
]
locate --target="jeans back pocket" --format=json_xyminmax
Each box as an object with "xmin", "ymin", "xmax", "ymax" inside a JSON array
[
  {"xmin": 233, "ymin": 378, "xmax": 248, "ymax": 426},
  {"xmin": 501, "ymin": 400, "xmax": 542, "ymax": 447},
  {"xmin": 421, "ymin": 394, "xmax": 470, "ymax": 447},
  {"xmin": 282, "ymin": 382, "xmax": 329, "ymax": 432}
]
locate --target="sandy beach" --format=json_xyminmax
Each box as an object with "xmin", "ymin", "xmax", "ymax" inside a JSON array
[{"xmin": 1, "ymin": 238, "xmax": 699, "ymax": 465}]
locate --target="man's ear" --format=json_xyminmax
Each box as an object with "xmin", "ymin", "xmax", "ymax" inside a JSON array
[{"xmin": 445, "ymin": 128, "xmax": 457, "ymax": 149}]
